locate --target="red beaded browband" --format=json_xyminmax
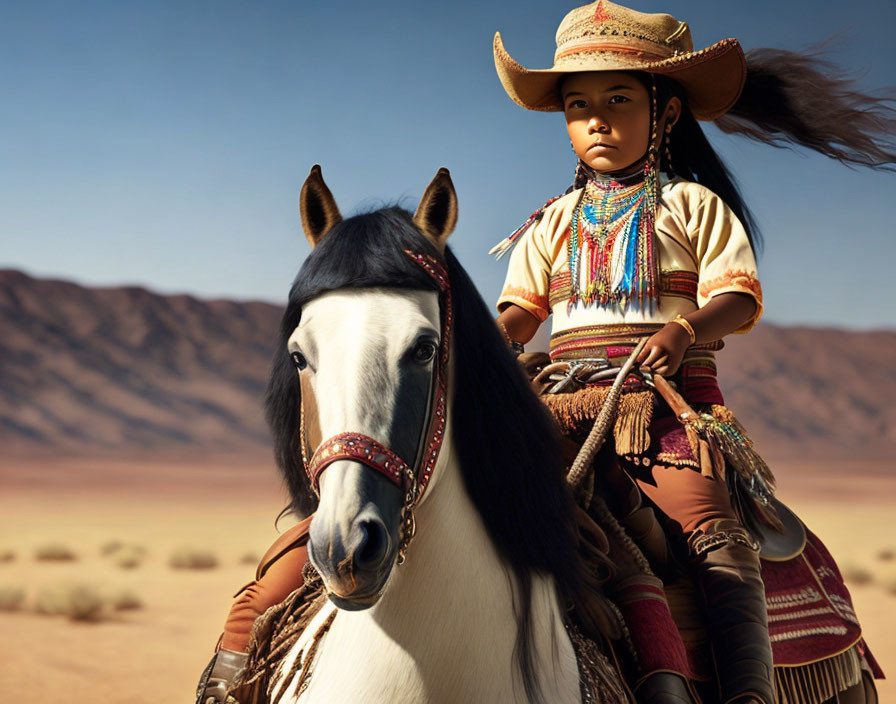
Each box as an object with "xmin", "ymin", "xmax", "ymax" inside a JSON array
[{"xmin": 302, "ymin": 250, "xmax": 451, "ymax": 562}]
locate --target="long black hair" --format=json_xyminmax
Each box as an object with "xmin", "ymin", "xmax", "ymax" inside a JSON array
[{"xmin": 264, "ymin": 207, "xmax": 585, "ymax": 702}]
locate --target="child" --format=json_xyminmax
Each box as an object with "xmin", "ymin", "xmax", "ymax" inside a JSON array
[{"xmin": 491, "ymin": 1, "xmax": 892, "ymax": 703}]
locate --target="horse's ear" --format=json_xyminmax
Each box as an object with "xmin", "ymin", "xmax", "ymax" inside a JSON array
[
  {"xmin": 413, "ymin": 168, "xmax": 457, "ymax": 252},
  {"xmin": 299, "ymin": 165, "xmax": 342, "ymax": 249}
]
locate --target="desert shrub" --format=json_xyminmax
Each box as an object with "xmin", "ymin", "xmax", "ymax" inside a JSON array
[
  {"xmin": 35, "ymin": 543, "xmax": 77, "ymax": 562},
  {"xmin": 876, "ymin": 547, "xmax": 895, "ymax": 562},
  {"xmin": 169, "ymin": 546, "xmax": 218, "ymax": 570},
  {"xmin": 239, "ymin": 552, "xmax": 259, "ymax": 566},
  {"xmin": 0, "ymin": 548, "xmax": 15, "ymax": 563},
  {"xmin": 100, "ymin": 542, "xmax": 146, "ymax": 568},
  {"xmin": 840, "ymin": 563, "xmax": 874, "ymax": 586},
  {"xmin": 0, "ymin": 586, "xmax": 25, "ymax": 611},
  {"xmin": 35, "ymin": 582, "xmax": 107, "ymax": 621},
  {"xmin": 110, "ymin": 589, "xmax": 144, "ymax": 611},
  {"xmin": 100, "ymin": 540, "xmax": 125, "ymax": 556},
  {"xmin": 114, "ymin": 547, "xmax": 144, "ymax": 570}
]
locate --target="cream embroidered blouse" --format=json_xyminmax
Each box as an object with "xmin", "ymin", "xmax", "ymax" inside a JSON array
[{"xmin": 497, "ymin": 178, "xmax": 763, "ymax": 341}]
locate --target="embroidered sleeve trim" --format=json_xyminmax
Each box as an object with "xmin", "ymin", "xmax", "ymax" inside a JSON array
[
  {"xmin": 698, "ymin": 269, "xmax": 763, "ymax": 333},
  {"xmin": 698, "ymin": 269, "xmax": 762, "ymax": 301},
  {"xmin": 499, "ymin": 286, "xmax": 550, "ymax": 322}
]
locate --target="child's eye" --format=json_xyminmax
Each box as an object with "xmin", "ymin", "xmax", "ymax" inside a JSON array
[
  {"xmin": 567, "ymin": 99, "xmax": 587, "ymax": 110},
  {"xmin": 608, "ymin": 95, "xmax": 630, "ymax": 104}
]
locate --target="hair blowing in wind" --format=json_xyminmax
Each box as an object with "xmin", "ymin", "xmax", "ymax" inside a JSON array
[{"xmin": 716, "ymin": 47, "xmax": 896, "ymax": 171}]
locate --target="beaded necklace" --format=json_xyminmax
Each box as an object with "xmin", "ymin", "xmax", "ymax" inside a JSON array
[{"xmin": 567, "ymin": 159, "xmax": 660, "ymax": 311}]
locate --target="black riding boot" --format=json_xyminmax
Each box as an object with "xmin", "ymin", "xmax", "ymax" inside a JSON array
[
  {"xmin": 635, "ymin": 672, "xmax": 697, "ymax": 703},
  {"xmin": 690, "ymin": 519, "xmax": 775, "ymax": 704}
]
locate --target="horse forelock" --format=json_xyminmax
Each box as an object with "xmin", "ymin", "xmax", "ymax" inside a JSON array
[{"xmin": 265, "ymin": 207, "xmax": 443, "ymax": 517}]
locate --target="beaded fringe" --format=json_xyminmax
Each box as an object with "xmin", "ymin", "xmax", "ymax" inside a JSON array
[
  {"xmin": 541, "ymin": 387, "xmax": 655, "ymax": 456},
  {"xmin": 774, "ymin": 646, "xmax": 864, "ymax": 704},
  {"xmin": 703, "ymin": 404, "xmax": 777, "ymax": 494}
]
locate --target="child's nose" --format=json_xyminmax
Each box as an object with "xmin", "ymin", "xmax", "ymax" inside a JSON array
[{"xmin": 587, "ymin": 114, "xmax": 610, "ymax": 133}]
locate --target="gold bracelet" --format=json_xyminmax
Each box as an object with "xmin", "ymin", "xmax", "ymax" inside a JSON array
[{"xmin": 671, "ymin": 314, "xmax": 696, "ymax": 344}]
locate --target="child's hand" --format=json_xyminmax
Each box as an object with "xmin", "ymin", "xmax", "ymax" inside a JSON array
[{"xmin": 637, "ymin": 322, "xmax": 692, "ymax": 377}]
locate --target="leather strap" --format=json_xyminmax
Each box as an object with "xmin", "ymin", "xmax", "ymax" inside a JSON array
[{"xmin": 308, "ymin": 432, "xmax": 413, "ymax": 494}]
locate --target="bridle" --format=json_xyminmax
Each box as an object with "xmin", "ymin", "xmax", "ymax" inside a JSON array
[{"xmin": 300, "ymin": 250, "xmax": 451, "ymax": 564}]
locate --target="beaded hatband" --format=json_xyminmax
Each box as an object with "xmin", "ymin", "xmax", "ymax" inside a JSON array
[{"xmin": 302, "ymin": 249, "xmax": 451, "ymax": 564}]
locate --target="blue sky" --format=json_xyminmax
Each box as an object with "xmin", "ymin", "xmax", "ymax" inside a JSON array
[{"xmin": 1, "ymin": 0, "xmax": 894, "ymax": 329}]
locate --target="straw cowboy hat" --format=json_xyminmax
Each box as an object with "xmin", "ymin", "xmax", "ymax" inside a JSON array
[{"xmin": 494, "ymin": 0, "xmax": 746, "ymax": 120}]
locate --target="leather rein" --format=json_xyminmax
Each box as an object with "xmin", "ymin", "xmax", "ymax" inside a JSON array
[{"xmin": 300, "ymin": 250, "xmax": 451, "ymax": 564}]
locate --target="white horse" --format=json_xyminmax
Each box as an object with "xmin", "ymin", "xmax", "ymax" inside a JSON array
[{"xmin": 261, "ymin": 167, "xmax": 626, "ymax": 704}]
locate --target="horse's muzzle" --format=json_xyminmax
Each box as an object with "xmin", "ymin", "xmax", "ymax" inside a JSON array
[{"xmin": 307, "ymin": 460, "xmax": 402, "ymax": 609}]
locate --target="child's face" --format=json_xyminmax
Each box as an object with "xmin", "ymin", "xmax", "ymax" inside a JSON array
[{"xmin": 562, "ymin": 71, "xmax": 651, "ymax": 174}]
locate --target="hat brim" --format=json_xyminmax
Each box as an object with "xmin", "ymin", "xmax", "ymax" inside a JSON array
[{"xmin": 494, "ymin": 32, "xmax": 746, "ymax": 121}]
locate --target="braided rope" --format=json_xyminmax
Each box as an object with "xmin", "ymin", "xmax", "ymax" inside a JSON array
[
  {"xmin": 565, "ymin": 339, "xmax": 647, "ymax": 491},
  {"xmin": 562, "ymin": 339, "xmax": 655, "ymax": 584},
  {"xmin": 589, "ymin": 492, "xmax": 654, "ymax": 579}
]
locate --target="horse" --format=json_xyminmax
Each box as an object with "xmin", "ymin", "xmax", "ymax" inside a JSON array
[{"xmin": 261, "ymin": 166, "xmax": 627, "ymax": 703}]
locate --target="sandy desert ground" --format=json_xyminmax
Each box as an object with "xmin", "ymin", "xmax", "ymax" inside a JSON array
[{"xmin": 0, "ymin": 455, "xmax": 893, "ymax": 703}]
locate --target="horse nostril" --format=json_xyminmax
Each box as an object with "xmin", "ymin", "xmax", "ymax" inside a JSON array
[{"xmin": 355, "ymin": 518, "xmax": 389, "ymax": 570}]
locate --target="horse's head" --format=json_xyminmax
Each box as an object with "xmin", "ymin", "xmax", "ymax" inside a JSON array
[{"xmin": 268, "ymin": 166, "xmax": 457, "ymax": 609}]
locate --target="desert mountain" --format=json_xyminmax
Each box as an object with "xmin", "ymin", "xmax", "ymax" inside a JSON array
[
  {"xmin": 0, "ymin": 269, "xmax": 280, "ymax": 456},
  {"xmin": 1, "ymin": 269, "xmax": 893, "ymax": 459}
]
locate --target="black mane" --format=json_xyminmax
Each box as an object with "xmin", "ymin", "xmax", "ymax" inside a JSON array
[{"xmin": 265, "ymin": 207, "xmax": 582, "ymax": 702}]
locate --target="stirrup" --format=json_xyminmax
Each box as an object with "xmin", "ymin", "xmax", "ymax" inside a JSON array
[{"xmin": 196, "ymin": 649, "xmax": 248, "ymax": 704}]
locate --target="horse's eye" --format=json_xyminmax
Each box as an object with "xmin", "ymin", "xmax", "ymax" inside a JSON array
[
  {"xmin": 291, "ymin": 351, "xmax": 308, "ymax": 370},
  {"xmin": 412, "ymin": 341, "xmax": 437, "ymax": 364}
]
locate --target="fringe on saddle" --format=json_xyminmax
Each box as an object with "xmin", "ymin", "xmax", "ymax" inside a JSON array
[
  {"xmin": 775, "ymin": 645, "xmax": 866, "ymax": 704},
  {"xmin": 228, "ymin": 567, "xmax": 329, "ymax": 704}
]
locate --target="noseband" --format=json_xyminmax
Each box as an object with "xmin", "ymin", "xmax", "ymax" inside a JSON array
[{"xmin": 301, "ymin": 250, "xmax": 451, "ymax": 564}]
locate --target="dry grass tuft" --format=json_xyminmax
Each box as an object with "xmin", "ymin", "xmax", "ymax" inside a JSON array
[
  {"xmin": 35, "ymin": 582, "xmax": 107, "ymax": 621},
  {"xmin": 840, "ymin": 563, "xmax": 874, "ymax": 586},
  {"xmin": 169, "ymin": 546, "xmax": 218, "ymax": 570},
  {"xmin": 100, "ymin": 540, "xmax": 125, "ymax": 556},
  {"xmin": 239, "ymin": 552, "xmax": 259, "ymax": 566},
  {"xmin": 110, "ymin": 589, "xmax": 144, "ymax": 611},
  {"xmin": 99, "ymin": 541, "xmax": 147, "ymax": 568},
  {"xmin": 0, "ymin": 585, "xmax": 26, "ymax": 611},
  {"xmin": 114, "ymin": 547, "xmax": 145, "ymax": 570},
  {"xmin": 876, "ymin": 547, "xmax": 895, "ymax": 562},
  {"xmin": 35, "ymin": 543, "xmax": 78, "ymax": 562}
]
